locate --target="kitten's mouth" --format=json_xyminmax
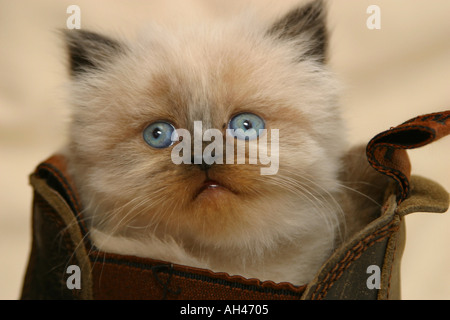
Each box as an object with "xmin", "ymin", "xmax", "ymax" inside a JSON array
[{"xmin": 194, "ymin": 180, "xmax": 236, "ymax": 200}]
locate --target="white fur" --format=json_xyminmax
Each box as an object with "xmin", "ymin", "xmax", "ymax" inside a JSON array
[{"xmin": 65, "ymin": 2, "xmax": 350, "ymax": 286}]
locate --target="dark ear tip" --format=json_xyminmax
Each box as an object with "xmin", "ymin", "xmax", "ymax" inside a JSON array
[
  {"xmin": 62, "ymin": 29, "xmax": 124, "ymax": 77},
  {"xmin": 268, "ymin": 0, "xmax": 328, "ymax": 63},
  {"xmin": 61, "ymin": 29, "xmax": 95, "ymax": 47},
  {"xmin": 58, "ymin": 28, "xmax": 77, "ymax": 50}
]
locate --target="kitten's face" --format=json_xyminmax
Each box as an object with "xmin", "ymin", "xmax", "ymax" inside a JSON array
[{"xmin": 66, "ymin": 1, "xmax": 344, "ymax": 248}]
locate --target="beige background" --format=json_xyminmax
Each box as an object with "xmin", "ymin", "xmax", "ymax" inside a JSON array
[{"xmin": 0, "ymin": 0, "xmax": 449, "ymax": 299}]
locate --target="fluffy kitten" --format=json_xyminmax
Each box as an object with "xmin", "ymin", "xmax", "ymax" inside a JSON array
[{"xmin": 63, "ymin": 0, "xmax": 388, "ymax": 285}]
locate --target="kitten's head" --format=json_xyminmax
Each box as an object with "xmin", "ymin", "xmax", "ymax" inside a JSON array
[{"xmin": 64, "ymin": 0, "xmax": 345, "ymax": 251}]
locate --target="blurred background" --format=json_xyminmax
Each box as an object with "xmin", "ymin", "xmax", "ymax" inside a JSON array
[{"xmin": 0, "ymin": 0, "xmax": 449, "ymax": 299}]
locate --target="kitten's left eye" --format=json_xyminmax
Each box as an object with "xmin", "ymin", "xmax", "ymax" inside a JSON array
[
  {"xmin": 228, "ymin": 113, "xmax": 265, "ymax": 140},
  {"xmin": 143, "ymin": 121, "xmax": 176, "ymax": 149}
]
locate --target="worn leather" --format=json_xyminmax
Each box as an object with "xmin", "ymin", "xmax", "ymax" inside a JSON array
[
  {"xmin": 302, "ymin": 194, "xmax": 401, "ymax": 300},
  {"xmin": 21, "ymin": 111, "xmax": 449, "ymax": 300},
  {"xmin": 367, "ymin": 110, "xmax": 450, "ymax": 203}
]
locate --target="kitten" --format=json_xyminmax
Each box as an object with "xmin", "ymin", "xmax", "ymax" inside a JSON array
[{"xmin": 63, "ymin": 0, "xmax": 388, "ymax": 285}]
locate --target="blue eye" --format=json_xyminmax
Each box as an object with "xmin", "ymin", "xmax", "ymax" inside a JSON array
[
  {"xmin": 143, "ymin": 121, "xmax": 176, "ymax": 149},
  {"xmin": 228, "ymin": 113, "xmax": 265, "ymax": 140}
]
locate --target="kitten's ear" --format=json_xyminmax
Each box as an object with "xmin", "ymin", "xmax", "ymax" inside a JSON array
[
  {"xmin": 62, "ymin": 29, "xmax": 125, "ymax": 77},
  {"xmin": 268, "ymin": 0, "xmax": 328, "ymax": 63}
]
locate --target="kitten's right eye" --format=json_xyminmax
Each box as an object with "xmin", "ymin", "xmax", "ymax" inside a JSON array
[{"xmin": 143, "ymin": 121, "xmax": 176, "ymax": 149}]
